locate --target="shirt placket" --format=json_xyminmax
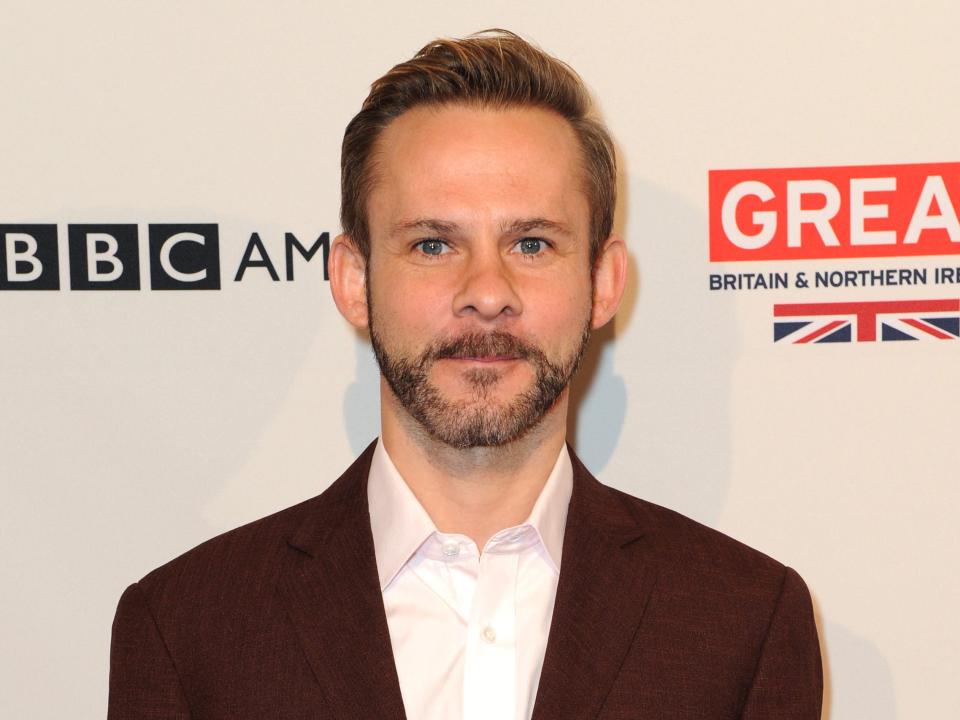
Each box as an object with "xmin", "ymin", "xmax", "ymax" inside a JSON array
[{"xmin": 462, "ymin": 548, "xmax": 519, "ymax": 720}]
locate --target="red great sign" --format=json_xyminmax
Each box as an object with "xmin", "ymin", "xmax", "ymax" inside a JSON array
[{"xmin": 709, "ymin": 161, "xmax": 960, "ymax": 261}]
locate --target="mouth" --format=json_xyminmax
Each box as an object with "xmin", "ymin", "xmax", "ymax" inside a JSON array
[
  {"xmin": 428, "ymin": 331, "xmax": 534, "ymax": 367},
  {"xmin": 445, "ymin": 355, "xmax": 521, "ymax": 363}
]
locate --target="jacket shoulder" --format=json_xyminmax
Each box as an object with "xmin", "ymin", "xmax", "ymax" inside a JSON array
[
  {"xmin": 605, "ymin": 484, "xmax": 796, "ymax": 595},
  {"xmin": 134, "ymin": 444, "xmax": 374, "ymax": 614},
  {"xmin": 135, "ymin": 492, "xmax": 316, "ymax": 611}
]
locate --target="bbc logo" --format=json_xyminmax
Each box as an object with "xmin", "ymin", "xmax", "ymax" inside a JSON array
[{"xmin": 0, "ymin": 224, "xmax": 221, "ymax": 290}]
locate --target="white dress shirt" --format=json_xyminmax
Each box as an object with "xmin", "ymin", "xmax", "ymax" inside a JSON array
[{"xmin": 367, "ymin": 440, "xmax": 573, "ymax": 720}]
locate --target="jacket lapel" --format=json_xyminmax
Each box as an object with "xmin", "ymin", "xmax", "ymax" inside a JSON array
[
  {"xmin": 532, "ymin": 450, "xmax": 658, "ymax": 720},
  {"xmin": 276, "ymin": 442, "xmax": 654, "ymax": 719},
  {"xmin": 277, "ymin": 442, "xmax": 407, "ymax": 719}
]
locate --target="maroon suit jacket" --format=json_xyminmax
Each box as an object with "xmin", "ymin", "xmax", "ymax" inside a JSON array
[{"xmin": 109, "ymin": 443, "xmax": 822, "ymax": 719}]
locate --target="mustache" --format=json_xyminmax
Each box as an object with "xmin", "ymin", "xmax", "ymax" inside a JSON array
[{"xmin": 424, "ymin": 331, "xmax": 545, "ymax": 363}]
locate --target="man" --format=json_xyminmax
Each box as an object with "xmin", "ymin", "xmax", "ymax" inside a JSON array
[{"xmin": 109, "ymin": 30, "xmax": 822, "ymax": 719}]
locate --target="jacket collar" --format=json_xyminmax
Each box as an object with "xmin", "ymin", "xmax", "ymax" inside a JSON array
[
  {"xmin": 280, "ymin": 441, "xmax": 656, "ymax": 720},
  {"xmin": 279, "ymin": 441, "xmax": 407, "ymax": 720},
  {"xmin": 532, "ymin": 449, "xmax": 657, "ymax": 720}
]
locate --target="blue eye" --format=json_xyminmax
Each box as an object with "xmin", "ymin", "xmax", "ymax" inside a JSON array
[
  {"xmin": 518, "ymin": 238, "xmax": 544, "ymax": 255},
  {"xmin": 417, "ymin": 239, "xmax": 447, "ymax": 256}
]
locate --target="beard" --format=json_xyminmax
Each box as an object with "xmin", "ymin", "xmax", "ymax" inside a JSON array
[{"xmin": 370, "ymin": 322, "xmax": 591, "ymax": 449}]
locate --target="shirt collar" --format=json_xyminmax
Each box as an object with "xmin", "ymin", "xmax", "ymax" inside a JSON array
[{"xmin": 366, "ymin": 439, "xmax": 573, "ymax": 591}]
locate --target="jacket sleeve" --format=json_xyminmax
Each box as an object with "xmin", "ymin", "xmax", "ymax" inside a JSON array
[
  {"xmin": 740, "ymin": 567, "xmax": 823, "ymax": 719},
  {"xmin": 108, "ymin": 582, "xmax": 191, "ymax": 719}
]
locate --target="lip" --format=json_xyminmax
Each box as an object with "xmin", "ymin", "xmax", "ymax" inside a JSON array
[{"xmin": 445, "ymin": 356, "xmax": 520, "ymax": 363}]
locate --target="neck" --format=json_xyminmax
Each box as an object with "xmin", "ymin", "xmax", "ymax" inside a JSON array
[{"xmin": 379, "ymin": 380, "xmax": 569, "ymax": 550}]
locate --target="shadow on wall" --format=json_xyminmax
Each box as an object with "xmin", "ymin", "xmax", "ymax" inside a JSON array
[
  {"xmin": 567, "ymin": 320, "xmax": 626, "ymax": 470},
  {"xmin": 567, "ymin": 139, "xmax": 633, "ymax": 472},
  {"xmin": 569, "ymin": 151, "xmax": 736, "ymax": 529},
  {"xmin": 345, "ymin": 333, "xmax": 381, "ymax": 455},
  {"xmin": 812, "ymin": 594, "xmax": 896, "ymax": 720}
]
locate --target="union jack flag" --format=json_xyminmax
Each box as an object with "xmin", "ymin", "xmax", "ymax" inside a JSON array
[{"xmin": 773, "ymin": 300, "xmax": 960, "ymax": 343}]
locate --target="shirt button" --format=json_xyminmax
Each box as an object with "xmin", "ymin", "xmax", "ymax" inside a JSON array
[
  {"xmin": 441, "ymin": 540, "xmax": 460, "ymax": 558},
  {"xmin": 482, "ymin": 626, "xmax": 497, "ymax": 644}
]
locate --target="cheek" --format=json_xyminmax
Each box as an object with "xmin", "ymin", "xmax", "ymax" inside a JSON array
[
  {"xmin": 525, "ymin": 277, "xmax": 593, "ymax": 348},
  {"xmin": 370, "ymin": 275, "xmax": 450, "ymax": 339}
]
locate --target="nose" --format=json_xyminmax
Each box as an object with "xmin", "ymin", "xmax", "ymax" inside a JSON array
[{"xmin": 452, "ymin": 248, "xmax": 523, "ymax": 321}]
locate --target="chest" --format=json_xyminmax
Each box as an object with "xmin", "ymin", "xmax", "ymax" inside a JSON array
[{"xmin": 383, "ymin": 543, "xmax": 559, "ymax": 720}]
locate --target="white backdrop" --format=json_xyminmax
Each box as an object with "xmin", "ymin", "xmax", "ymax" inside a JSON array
[{"xmin": 2, "ymin": 1, "xmax": 958, "ymax": 717}]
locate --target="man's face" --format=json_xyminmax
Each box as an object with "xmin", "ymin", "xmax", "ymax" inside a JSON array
[{"xmin": 364, "ymin": 104, "xmax": 596, "ymax": 448}]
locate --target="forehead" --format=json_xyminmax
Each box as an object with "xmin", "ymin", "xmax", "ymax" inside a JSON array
[{"xmin": 367, "ymin": 104, "xmax": 589, "ymax": 234}]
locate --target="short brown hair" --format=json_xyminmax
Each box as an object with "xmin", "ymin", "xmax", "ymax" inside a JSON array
[{"xmin": 340, "ymin": 29, "xmax": 616, "ymax": 265}]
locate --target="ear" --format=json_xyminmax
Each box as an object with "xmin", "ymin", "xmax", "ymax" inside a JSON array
[
  {"xmin": 590, "ymin": 234, "xmax": 628, "ymax": 330},
  {"xmin": 328, "ymin": 233, "xmax": 369, "ymax": 329}
]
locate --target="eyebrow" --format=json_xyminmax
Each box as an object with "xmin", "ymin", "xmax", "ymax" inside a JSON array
[
  {"xmin": 390, "ymin": 218, "xmax": 459, "ymax": 237},
  {"xmin": 389, "ymin": 217, "xmax": 573, "ymax": 238},
  {"xmin": 503, "ymin": 218, "xmax": 573, "ymax": 237}
]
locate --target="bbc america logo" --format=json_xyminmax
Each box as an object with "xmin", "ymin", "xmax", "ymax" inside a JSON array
[{"xmin": 0, "ymin": 224, "xmax": 329, "ymax": 290}]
